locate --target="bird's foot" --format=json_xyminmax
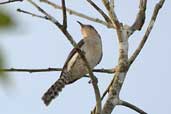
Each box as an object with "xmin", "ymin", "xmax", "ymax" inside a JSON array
[{"xmin": 88, "ymin": 76, "xmax": 98, "ymax": 84}]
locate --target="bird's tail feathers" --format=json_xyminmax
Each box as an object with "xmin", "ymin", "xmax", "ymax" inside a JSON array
[{"xmin": 42, "ymin": 75, "xmax": 69, "ymax": 106}]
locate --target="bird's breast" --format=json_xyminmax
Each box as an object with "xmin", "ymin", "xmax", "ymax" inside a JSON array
[
  {"xmin": 64, "ymin": 37, "xmax": 102, "ymax": 80},
  {"xmin": 83, "ymin": 37, "xmax": 102, "ymax": 68}
]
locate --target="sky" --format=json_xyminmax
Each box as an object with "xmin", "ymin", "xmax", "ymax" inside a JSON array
[{"xmin": 0, "ymin": 0, "xmax": 171, "ymax": 114}]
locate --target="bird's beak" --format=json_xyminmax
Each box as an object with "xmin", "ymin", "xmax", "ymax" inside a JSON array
[{"xmin": 77, "ymin": 21, "xmax": 84, "ymax": 27}]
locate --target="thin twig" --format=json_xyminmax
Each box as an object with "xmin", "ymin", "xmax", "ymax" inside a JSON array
[
  {"xmin": 0, "ymin": 0, "xmax": 23, "ymax": 4},
  {"xmin": 101, "ymin": 78, "xmax": 113, "ymax": 100},
  {"xmin": 118, "ymin": 100, "xmax": 147, "ymax": 114},
  {"xmin": 102, "ymin": 0, "xmax": 110, "ymax": 11},
  {"xmin": 87, "ymin": 0, "xmax": 112, "ymax": 25},
  {"xmin": 92, "ymin": 78, "xmax": 114, "ymax": 114},
  {"xmin": 108, "ymin": 2, "xmax": 120, "ymax": 29},
  {"xmin": 93, "ymin": 68, "xmax": 115, "ymax": 74},
  {"xmin": 0, "ymin": 68, "xmax": 115, "ymax": 74},
  {"xmin": 106, "ymin": 0, "xmax": 121, "ymax": 40},
  {"xmin": 109, "ymin": 0, "xmax": 114, "ymax": 10},
  {"xmin": 28, "ymin": 0, "xmax": 63, "ymax": 29},
  {"xmin": 0, "ymin": 68, "xmax": 62, "ymax": 73},
  {"xmin": 27, "ymin": 0, "xmax": 75, "ymax": 46},
  {"xmin": 75, "ymin": 48, "xmax": 102, "ymax": 114},
  {"xmin": 129, "ymin": 0, "xmax": 165, "ymax": 66},
  {"xmin": 130, "ymin": 0, "xmax": 147, "ymax": 32},
  {"xmin": 17, "ymin": 8, "xmax": 49, "ymax": 19},
  {"xmin": 61, "ymin": 0, "xmax": 67, "ymax": 29},
  {"xmin": 40, "ymin": 0, "xmax": 112, "ymax": 28}
]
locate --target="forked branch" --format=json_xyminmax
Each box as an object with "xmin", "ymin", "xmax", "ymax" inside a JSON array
[
  {"xmin": 40, "ymin": 0, "xmax": 111, "ymax": 28},
  {"xmin": 87, "ymin": 0, "xmax": 112, "ymax": 26},
  {"xmin": 101, "ymin": 0, "xmax": 165, "ymax": 114},
  {"xmin": 130, "ymin": 0, "xmax": 147, "ymax": 31},
  {"xmin": 129, "ymin": 0, "xmax": 165, "ymax": 66}
]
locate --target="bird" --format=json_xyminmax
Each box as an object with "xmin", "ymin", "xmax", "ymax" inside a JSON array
[{"xmin": 42, "ymin": 21, "xmax": 103, "ymax": 106}]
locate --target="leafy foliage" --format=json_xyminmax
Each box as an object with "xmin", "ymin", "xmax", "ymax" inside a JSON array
[
  {"xmin": 0, "ymin": 10, "xmax": 14, "ymax": 28},
  {"xmin": 0, "ymin": 8, "xmax": 15, "ymax": 87},
  {"xmin": 0, "ymin": 50, "xmax": 11, "ymax": 87},
  {"xmin": 0, "ymin": 51, "xmax": 7, "ymax": 78}
]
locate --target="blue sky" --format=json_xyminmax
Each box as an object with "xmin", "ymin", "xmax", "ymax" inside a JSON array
[{"xmin": 0, "ymin": 0, "xmax": 171, "ymax": 114}]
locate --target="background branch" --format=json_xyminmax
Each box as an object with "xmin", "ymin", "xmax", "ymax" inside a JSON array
[
  {"xmin": 102, "ymin": 0, "xmax": 110, "ymax": 11},
  {"xmin": 101, "ymin": 1, "xmax": 129, "ymax": 113},
  {"xmin": 0, "ymin": 68, "xmax": 115, "ymax": 74},
  {"xmin": 17, "ymin": 8, "xmax": 49, "ymax": 19},
  {"xmin": 40, "ymin": 0, "xmax": 111, "ymax": 28},
  {"xmin": 129, "ymin": 0, "xmax": 147, "ymax": 36},
  {"xmin": 62, "ymin": 0, "xmax": 67, "ymax": 29},
  {"xmin": 0, "ymin": 68, "xmax": 62, "ymax": 73},
  {"xmin": 118, "ymin": 100, "xmax": 147, "ymax": 114},
  {"xmin": 101, "ymin": 0, "xmax": 165, "ymax": 114},
  {"xmin": 107, "ymin": 0, "xmax": 121, "ymax": 40},
  {"xmin": 87, "ymin": 0, "xmax": 112, "ymax": 26},
  {"xmin": 0, "ymin": 0, "xmax": 23, "ymax": 4},
  {"xmin": 129, "ymin": 0, "xmax": 165, "ymax": 66}
]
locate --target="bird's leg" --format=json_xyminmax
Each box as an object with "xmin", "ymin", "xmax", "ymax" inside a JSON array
[{"xmin": 88, "ymin": 75, "xmax": 98, "ymax": 84}]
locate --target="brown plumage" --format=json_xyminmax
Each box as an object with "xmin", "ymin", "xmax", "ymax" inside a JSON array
[
  {"xmin": 42, "ymin": 21, "xmax": 102, "ymax": 106},
  {"xmin": 42, "ymin": 40, "xmax": 84, "ymax": 106}
]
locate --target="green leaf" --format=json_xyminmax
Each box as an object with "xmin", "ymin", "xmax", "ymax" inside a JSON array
[
  {"xmin": 0, "ymin": 49, "xmax": 13, "ymax": 88},
  {"xmin": 0, "ymin": 9, "xmax": 14, "ymax": 28}
]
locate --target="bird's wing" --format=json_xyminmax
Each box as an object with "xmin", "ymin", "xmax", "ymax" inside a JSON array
[
  {"xmin": 60, "ymin": 39, "xmax": 84, "ymax": 77},
  {"xmin": 96, "ymin": 35, "xmax": 103, "ymax": 65},
  {"xmin": 97, "ymin": 51, "xmax": 103, "ymax": 65}
]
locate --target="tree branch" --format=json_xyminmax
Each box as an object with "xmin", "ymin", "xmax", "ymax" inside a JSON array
[
  {"xmin": 61, "ymin": 0, "xmax": 67, "ymax": 29},
  {"xmin": 92, "ymin": 78, "xmax": 114, "ymax": 114},
  {"xmin": 129, "ymin": 0, "xmax": 165, "ymax": 66},
  {"xmin": 109, "ymin": 0, "xmax": 114, "ymax": 10},
  {"xmin": 17, "ymin": 8, "xmax": 49, "ymax": 20},
  {"xmin": 101, "ymin": 1, "xmax": 136, "ymax": 114},
  {"xmin": 102, "ymin": 0, "xmax": 110, "ymax": 11},
  {"xmin": 27, "ymin": 0, "xmax": 63, "ymax": 29},
  {"xmin": 0, "ymin": 0, "xmax": 23, "ymax": 4},
  {"xmin": 0, "ymin": 68, "xmax": 115, "ymax": 74},
  {"xmin": 0, "ymin": 68, "xmax": 62, "ymax": 73},
  {"xmin": 75, "ymin": 49, "xmax": 102, "ymax": 114},
  {"xmin": 123, "ymin": 0, "xmax": 147, "ymax": 38},
  {"xmin": 131, "ymin": 0, "xmax": 147, "ymax": 31},
  {"xmin": 101, "ymin": 1, "xmax": 165, "ymax": 114},
  {"xmin": 106, "ymin": 0, "xmax": 121, "ymax": 40},
  {"xmin": 118, "ymin": 100, "xmax": 147, "ymax": 114},
  {"xmin": 87, "ymin": 0, "xmax": 112, "ymax": 26},
  {"xmin": 40, "ymin": 0, "xmax": 111, "ymax": 28}
]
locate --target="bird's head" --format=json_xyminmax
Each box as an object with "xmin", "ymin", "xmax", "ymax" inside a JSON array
[{"xmin": 77, "ymin": 21, "xmax": 98, "ymax": 38}]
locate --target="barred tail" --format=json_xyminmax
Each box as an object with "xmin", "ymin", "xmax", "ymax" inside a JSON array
[{"xmin": 42, "ymin": 76, "xmax": 68, "ymax": 106}]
